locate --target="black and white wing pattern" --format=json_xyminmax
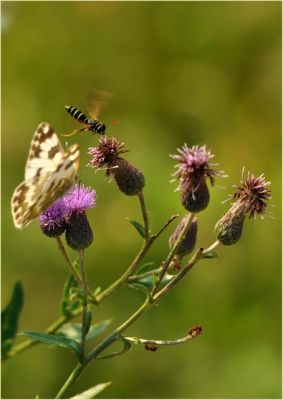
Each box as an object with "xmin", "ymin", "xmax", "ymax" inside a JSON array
[{"xmin": 11, "ymin": 122, "xmax": 80, "ymax": 229}]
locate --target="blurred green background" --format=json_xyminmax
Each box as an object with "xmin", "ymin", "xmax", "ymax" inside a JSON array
[{"xmin": 2, "ymin": 2, "xmax": 281, "ymax": 399}]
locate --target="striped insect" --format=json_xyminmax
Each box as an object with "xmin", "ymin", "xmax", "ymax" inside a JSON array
[{"xmin": 64, "ymin": 89, "xmax": 111, "ymax": 137}]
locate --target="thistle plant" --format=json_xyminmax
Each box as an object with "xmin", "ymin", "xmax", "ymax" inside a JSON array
[{"xmin": 2, "ymin": 131, "xmax": 272, "ymax": 399}]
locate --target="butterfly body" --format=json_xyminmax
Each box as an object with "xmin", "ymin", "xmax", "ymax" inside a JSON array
[
  {"xmin": 11, "ymin": 122, "xmax": 80, "ymax": 229},
  {"xmin": 65, "ymin": 105, "xmax": 106, "ymax": 135}
]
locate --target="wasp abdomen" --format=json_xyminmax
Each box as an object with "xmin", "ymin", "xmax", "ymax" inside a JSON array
[{"xmin": 65, "ymin": 106, "xmax": 89, "ymax": 125}]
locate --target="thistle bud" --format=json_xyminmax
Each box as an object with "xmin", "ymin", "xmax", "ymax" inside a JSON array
[
  {"xmin": 181, "ymin": 178, "xmax": 210, "ymax": 212},
  {"xmin": 63, "ymin": 185, "xmax": 96, "ymax": 251},
  {"xmin": 169, "ymin": 215, "xmax": 198, "ymax": 257},
  {"xmin": 39, "ymin": 199, "xmax": 67, "ymax": 237},
  {"xmin": 113, "ymin": 159, "xmax": 145, "ymax": 196},
  {"xmin": 215, "ymin": 172, "xmax": 271, "ymax": 246},
  {"xmin": 215, "ymin": 203, "xmax": 245, "ymax": 246},
  {"xmin": 171, "ymin": 145, "xmax": 225, "ymax": 213},
  {"xmin": 65, "ymin": 212, "xmax": 93, "ymax": 250}
]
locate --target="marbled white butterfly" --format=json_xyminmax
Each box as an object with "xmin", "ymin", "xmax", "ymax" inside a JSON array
[{"xmin": 11, "ymin": 122, "xmax": 80, "ymax": 229}]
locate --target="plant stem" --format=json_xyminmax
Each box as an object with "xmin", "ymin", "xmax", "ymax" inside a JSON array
[
  {"xmin": 138, "ymin": 191, "xmax": 150, "ymax": 240},
  {"xmin": 4, "ymin": 211, "xmax": 177, "ymax": 361},
  {"xmin": 95, "ymin": 238, "xmax": 154, "ymax": 302},
  {"xmin": 154, "ymin": 247, "xmax": 204, "ymax": 301},
  {"xmin": 55, "ymin": 299, "xmax": 151, "ymax": 398},
  {"xmin": 151, "ymin": 212, "xmax": 195, "ymax": 295},
  {"xmin": 78, "ymin": 249, "xmax": 88, "ymax": 362},
  {"xmin": 203, "ymin": 240, "xmax": 220, "ymax": 255},
  {"xmin": 55, "ymin": 236, "xmax": 97, "ymax": 304}
]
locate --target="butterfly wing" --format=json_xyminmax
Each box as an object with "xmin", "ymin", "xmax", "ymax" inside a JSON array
[{"xmin": 11, "ymin": 123, "xmax": 80, "ymax": 229}]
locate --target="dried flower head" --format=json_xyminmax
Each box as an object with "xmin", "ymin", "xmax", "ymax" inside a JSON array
[
  {"xmin": 88, "ymin": 137, "xmax": 145, "ymax": 196},
  {"xmin": 233, "ymin": 172, "xmax": 271, "ymax": 218},
  {"xmin": 88, "ymin": 137, "xmax": 127, "ymax": 174},
  {"xmin": 171, "ymin": 144, "xmax": 225, "ymax": 212},
  {"xmin": 215, "ymin": 171, "xmax": 271, "ymax": 246},
  {"xmin": 39, "ymin": 198, "xmax": 67, "ymax": 237}
]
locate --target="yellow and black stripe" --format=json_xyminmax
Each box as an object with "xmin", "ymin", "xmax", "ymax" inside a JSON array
[{"xmin": 65, "ymin": 106, "xmax": 89, "ymax": 125}]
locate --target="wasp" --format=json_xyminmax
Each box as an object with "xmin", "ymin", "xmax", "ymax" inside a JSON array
[{"xmin": 63, "ymin": 89, "xmax": 111, "ymax": 137}]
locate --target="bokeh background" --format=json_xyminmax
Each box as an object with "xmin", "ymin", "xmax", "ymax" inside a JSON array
[{"xmin": 2, "ymin": 2, "xmax": 281, "ymax": 399}]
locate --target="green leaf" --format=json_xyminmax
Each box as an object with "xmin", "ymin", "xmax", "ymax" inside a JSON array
[
  {"xmin": 70, "ymin": 382, "xmax": 111, "ymax": 399},
  {"xmin": 19, "ymin": 331, "xmax": 81, "ymax": 358},
  {"xmin": 97, "ymin": 335, "xmax": 131, "ymax": 360},
  {"xmin": 129, "ymin": 273, "xmax": 174, "ymax": 291},
  {"xmin": 57, "ymin": 320, "xmax": 111, "ymax": 343},
  {"xmin": 1, "ymin": 281, "xmax": 24, "ymax": 356},
  {"xmin": 137, "ymin": 261, "xmax": 155, "ymax": 274},
  {"xmin": 202, "ymin": 250, "xmax": 219, "ymax": 259},
  {"xmin": 128, "ymin": 220, "xmax": 145, "ymax": 238},
  {"xmin": 60, "ymin": 274, "xmax": 79, "ymax": 317}
]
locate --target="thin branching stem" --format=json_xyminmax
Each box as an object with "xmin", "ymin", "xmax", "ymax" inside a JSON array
[
  {"xmin": 4, "ymin": 200, "xmax": 177, "ymax": 361},
  {"xmin": 124, "ymin": 327, "xmax": 202, "ymax": 347},
  {"xmin": 55, "ymin": 236, "xmax": 97, "ymax": 304},
  {"xmin": 55, "ymin": 298, "xmax": 151, "ymax": 398},
  {"xmin": 78, "ymin": 249, "xmax": 88, "ymax": 362},
  {"xmin": 151, "ymin": 212, "xmax": 195, "ymax": 295},
  {"xmin": 154, "ymin": 247, "xmax": 204, "ymax": 301},
  {"xmin": 138, "ymin": 191, "xmax": 150, "ymax": 240}
]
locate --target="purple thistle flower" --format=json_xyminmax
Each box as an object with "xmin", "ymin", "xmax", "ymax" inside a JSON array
[
  {"xmin": 39, "ymin": 198, "xmax": 67, "ymax": 237},
  {"xmin": 63, "ymin": 184, "xmax": 96, "ymax": 216},
  {"xmin": 88, "ymin": 137, "xmax": 145, "ymax": 196},
  {"xmin": 171, "ymin": 144, "xmax": 225, "ymax": 212},
  {"xmin": 171, "ymin": 144, "xmax": 224, "ymax": 189},
  {"xmin": 215, "ymin": 171, "xmax": 271, "ymax": 246}
]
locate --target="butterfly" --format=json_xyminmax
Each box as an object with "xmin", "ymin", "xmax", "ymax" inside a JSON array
[{"xmin": 11, "ymin": 122, "xmax": 80, "ymax": 229}]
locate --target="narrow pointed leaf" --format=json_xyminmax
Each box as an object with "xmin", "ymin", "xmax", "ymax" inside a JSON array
[
  {"xmin": 129, "ymin": 220, "xmax": 145, "ymax": 238},
  {"xmin": 97, "ymin": 336, "xmax": 131, "ymax": 360},
  {"xmin": 1, "ymin": 281, "xmax": 24, "ymax": 356},
  {"xmin": 58, "ymin": 320, "xmax": 111, "ymax": 343},
  {"xmin": 19, "ymin": 331, "xmax": 81, "ymax": 357},
  {"xmin": 70, "ymin": 382, "xmax": 111, "ymax": 399},
  {"xmin": 137, "ymin": 261, "xmax": 155, "ymax": 274},
  {"xmin": 202, "ymin": 250, "xmax": 219, "ymax": 259},
  {"xmin": 129, "ymin": 273, "xmax": 174, "ymax": 291}
]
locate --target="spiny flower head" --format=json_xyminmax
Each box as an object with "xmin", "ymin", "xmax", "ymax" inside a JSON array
[
  {"xmin": 63, "ymin": 184, "xmax": 96, "ymax": 216},
  {"xmin": 39, "ymin": 198, "xmax": 67, "ymax": 237},
  {"xmin": 171, "ymin": 144, "xmax": 223, "ymax": 188},
  {"xmin": 233, "ymin": 172, "xmax": 271, "ymax": 219},
  {"xmin": 215, "ymin": 171, "xmax": 271, "ymax": 246},
  {"xmin": 88, "ymin": 136, "xmax": 128, "ymax": 175},
  {"xmin": 88, "ymin": 136, "xmax": 145, "ymax": 196},
  {"xmin": 170, "ymin": 144, "xmax": 225, "ymax": 212}
]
